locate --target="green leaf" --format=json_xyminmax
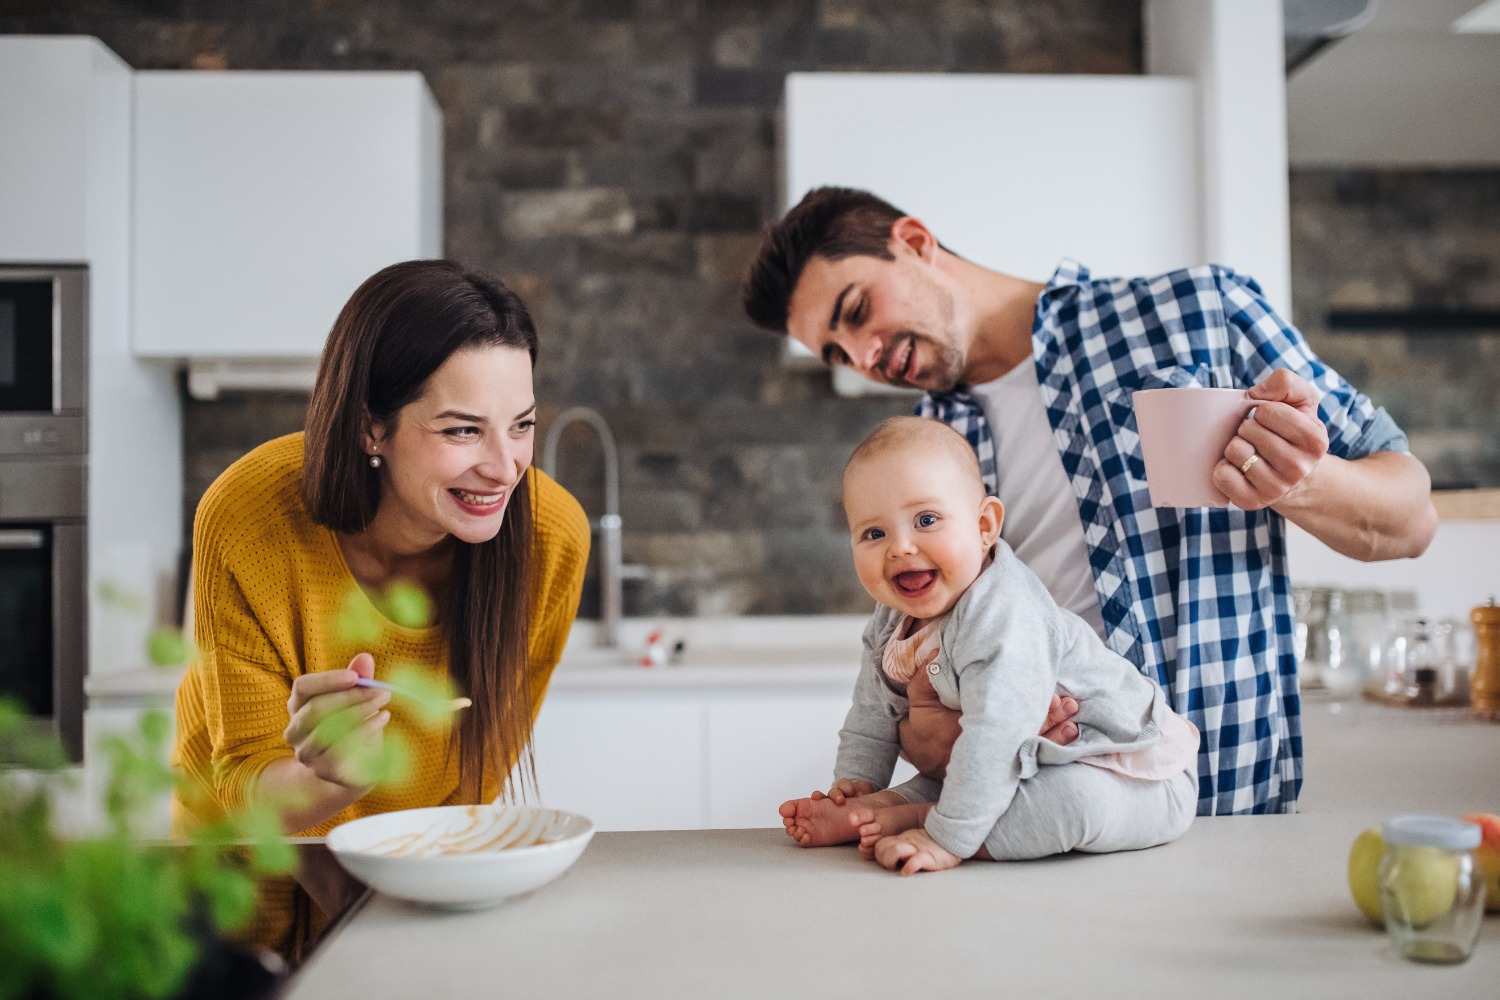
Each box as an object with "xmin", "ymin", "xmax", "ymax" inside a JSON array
[
  {"xmin": 95, "ymin": 578, "xmax": 146, "ymax": 613},
  {"xmin": 146, "ymin": 626, "xmax": 193, "ymax": 667},
  {"xmin": 387, "ymin": 662, "xmax": 466, "ymax": 728},
  {"xmin": 380, "ymin": 579, "xmax": 434, "ymax": 628},
  {"xmin": 365, "ymin": 728, "xmax": 413, "ymax": 787},
  {"xmin": 337, "ymin": 586, "xmax": 384, "ymax": 646}
]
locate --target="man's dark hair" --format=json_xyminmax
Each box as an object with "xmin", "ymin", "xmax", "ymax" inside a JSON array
[{"xmin": 740, "ymin": 187, "xmax": 907, "ymax": 334}]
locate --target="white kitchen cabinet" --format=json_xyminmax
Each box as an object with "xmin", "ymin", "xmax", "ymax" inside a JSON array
[
  {"xmin": 529, "ymin": 678, "xmax": 919, "ymax": 832},
  {"xmin": 784, "ymin": 73, "xmax": 1204, "ymax": 396},
  {"xmin": 529, "ymin": 692, "xmax": 706, "ymax": 831},
  {"xmin": 131, "ymin": 71, "xmax": 442, "ymax": 365},
  {"xmin": 0, "ymin": 37, "xmax": 130, "ymax": 263},
  {"xmin": 705, "ymin": 694, "xmax": 850, "ymax": 829}
]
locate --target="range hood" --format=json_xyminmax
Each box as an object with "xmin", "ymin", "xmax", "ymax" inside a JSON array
[{"xmin": 186, "ymin": 359, "xmax": 320, "ymax": 401}]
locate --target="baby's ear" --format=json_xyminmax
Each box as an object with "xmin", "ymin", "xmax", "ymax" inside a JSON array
[{"xmin": 979, "ymin": 496, "xmax": 1004, "ymax": 547}]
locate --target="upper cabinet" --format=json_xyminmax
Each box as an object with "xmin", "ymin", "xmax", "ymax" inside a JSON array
[
  {"xmin": 0, "ymin": 37, "xmax": 130, "ymax": 264},
  {"xmin": 131, "ymin": 71, "xmax": 442, "ymax": 363}
]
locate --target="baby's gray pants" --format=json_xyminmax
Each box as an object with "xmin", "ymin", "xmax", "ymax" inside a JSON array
[{"xmin": 979, "ymin": 764, "xmax": 1198, "ymax": 860}]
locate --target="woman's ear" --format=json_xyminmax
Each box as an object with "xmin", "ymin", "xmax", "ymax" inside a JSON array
[
  {"xmin": 361, "ymin": 411, "xmax": 386, "ymax": 458},
  {"xmin": 978, "ymin": 496, "xmax": 1004, "ymax": 549}
]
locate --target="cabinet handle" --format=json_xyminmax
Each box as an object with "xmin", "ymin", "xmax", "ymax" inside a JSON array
[{"xmin": 0, "ymin": 529, "xmax": 45, "ymax": 550}]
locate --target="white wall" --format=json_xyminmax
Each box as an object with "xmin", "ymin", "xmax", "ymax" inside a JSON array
[{"xmin": 1286, "ymin": 520, "xmax": 1500, "ymax": 626}]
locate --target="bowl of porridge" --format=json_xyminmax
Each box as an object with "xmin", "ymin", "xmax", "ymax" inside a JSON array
[{"xmin": 328, "ymin": 804, "xmax": 594, "ymax": 909}]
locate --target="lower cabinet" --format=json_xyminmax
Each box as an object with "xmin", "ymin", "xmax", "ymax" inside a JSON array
[
  {"xmin": 529, "ymin": 692, "xmax": 707, "ymax": 831},
  {"xmin": 705, "ymin": 695, "xmax": 851, "ymax": 829},
  {"xmin": 530, "ymin": 686, "xmax": 916, "ymax": 832}
]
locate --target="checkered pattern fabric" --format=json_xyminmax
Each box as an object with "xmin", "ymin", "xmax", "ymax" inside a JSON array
[{"xmin": 919, "ymin": 259, "xmax": 1408, "ymax": 815}]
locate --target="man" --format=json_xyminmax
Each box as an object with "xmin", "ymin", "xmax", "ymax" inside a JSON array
[{"xmin": 742, "ymin": 187, "xmax": 1436, "ymax": 815}]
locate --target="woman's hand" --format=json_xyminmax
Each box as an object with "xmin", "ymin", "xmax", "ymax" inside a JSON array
[{"xmin": 282, "ymin": 652, "xmax": 391, "ymax": 791}]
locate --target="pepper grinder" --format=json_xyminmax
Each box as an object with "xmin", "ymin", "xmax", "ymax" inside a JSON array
[{"xmin": 1473, "ymin": 596, "xmax": 1500, "ymax": 722}]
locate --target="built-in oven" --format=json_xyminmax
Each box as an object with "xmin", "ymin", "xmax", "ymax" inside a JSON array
[{"xmin": 0, "ymin": 266, "xmax": 87, "ymax": 760}]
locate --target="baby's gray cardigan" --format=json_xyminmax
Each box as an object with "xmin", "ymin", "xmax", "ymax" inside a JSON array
[{"xmin": 834, "ymin": 540, "xmax": 1179, "ymax": 859}]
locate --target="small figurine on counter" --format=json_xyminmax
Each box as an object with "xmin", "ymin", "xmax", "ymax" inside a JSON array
[
  {"xmin": 641, "ymin": 629, "xmax": 668, "ymax": 668},
  {"xmin": 779, "ymin": 417, "xmax": 1200, "ymax": 874}
]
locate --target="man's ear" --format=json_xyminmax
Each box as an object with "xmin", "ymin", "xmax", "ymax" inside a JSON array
[
  {"xmin": 979, "ymin": 496, "xmax": 1004, "ymax": 549},
  {"xmin": 890, "ymin": 216, "xmax": 939, "ymax": 262}
]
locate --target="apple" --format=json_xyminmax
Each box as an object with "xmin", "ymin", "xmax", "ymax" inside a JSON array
[
  {"xmin": 1381, "ymin": 845, "xmax": 1460, "ymax": 928},
  {"xmin": 1460, "ymin": 813, "xmax": 1500, "ymax": 914},
  {"xmin": 1347, "ymin": 827, "xmax": 1385, "ymax": 926}
]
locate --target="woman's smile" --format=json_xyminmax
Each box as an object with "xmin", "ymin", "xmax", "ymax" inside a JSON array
[{"xmin": 448, "ymin": 487, "xmax": 507, "ymax": 516}]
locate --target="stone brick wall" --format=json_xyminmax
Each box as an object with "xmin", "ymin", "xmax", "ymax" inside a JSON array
[
  {"xmin": 1289, "ymin": 170, "xmax": 1500, "ymax": 491},
  {"xmin": 8, "ymin": 1, "xmax": 1141, "ymax": 617}
]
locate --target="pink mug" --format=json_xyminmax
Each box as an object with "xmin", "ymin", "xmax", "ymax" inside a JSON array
[{"xmin": 1133, "ymin": 387, "xmax": 1255, "ymax": 508}]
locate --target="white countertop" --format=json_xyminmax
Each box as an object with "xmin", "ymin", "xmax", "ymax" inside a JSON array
[{"xmin": 284, "ymin": 699, "xmax": 1500, "ymax": 999}]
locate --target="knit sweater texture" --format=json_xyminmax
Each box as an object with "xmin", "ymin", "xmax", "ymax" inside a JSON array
[{"xmin": 172, "ymin": 432, "xmax": 590, "ymax": 838}]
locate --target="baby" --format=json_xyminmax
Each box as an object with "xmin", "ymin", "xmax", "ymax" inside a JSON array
[{"xmin": 779, "ymin": 416, "xmax": 1200, "ymax": 874}]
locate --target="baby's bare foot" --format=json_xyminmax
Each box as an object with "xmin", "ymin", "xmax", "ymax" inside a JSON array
[
  {"xmin": 852, "ymin": 807, "xmax": 882, "ymax": 860},
  {"xmin": 852, "ymin": 801, "xmax": 933, "ymax": 861},
  {"xmin": 873, "ymin": 828, "xmax": 963, "ymax": 875},
  {"xmin": 777, "ymin": 794, "xmax": 865, "ymax": 847}
]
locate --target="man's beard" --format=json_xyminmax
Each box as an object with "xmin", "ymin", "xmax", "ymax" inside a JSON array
[{"xmin": 911, "ymin": 283, "xmax": 965, "ymax": 391}]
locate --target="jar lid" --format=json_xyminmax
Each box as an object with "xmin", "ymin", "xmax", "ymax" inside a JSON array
[{"xmin": 1381, "ymin": 814, "xmax": 1481, "ymax": 850}]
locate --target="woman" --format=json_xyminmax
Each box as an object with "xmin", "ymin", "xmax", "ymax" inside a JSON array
[{"xmin": 173, "ymin": 259, "xmax": 590, "ymax": 841}]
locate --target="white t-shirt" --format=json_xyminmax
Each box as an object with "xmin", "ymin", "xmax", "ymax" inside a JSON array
[{"xmin": 968, "ymin": 361, "xmax": 1106, "ymax": 639}]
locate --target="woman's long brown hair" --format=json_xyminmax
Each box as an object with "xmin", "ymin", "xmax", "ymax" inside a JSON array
[{"xmin": 302, "ymin": 259, "xmax": 538, "ymax": 802}]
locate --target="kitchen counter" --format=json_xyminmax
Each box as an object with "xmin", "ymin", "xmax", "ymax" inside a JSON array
[{"xmin": 282, "ymin": 700, "xmax": 1500, "ymax": 999}]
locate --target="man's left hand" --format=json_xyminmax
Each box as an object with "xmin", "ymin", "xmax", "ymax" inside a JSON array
[{"xmin": 1214, "ymin": 369, "xmax": 1329, "ymax": 511}]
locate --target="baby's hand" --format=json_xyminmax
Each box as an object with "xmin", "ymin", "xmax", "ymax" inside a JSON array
[
  {"xmin": 818, "ymin": 778, "xmax": 875, "ymax": 806},
  {"xmin": 873, "ymin": 828, "xmax": 964, "ymax": 876}
]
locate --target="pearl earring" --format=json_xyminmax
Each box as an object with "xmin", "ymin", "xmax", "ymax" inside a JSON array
[{"xmin": 369, "ymin": 454, "xmax": 382, "ymax": 469}]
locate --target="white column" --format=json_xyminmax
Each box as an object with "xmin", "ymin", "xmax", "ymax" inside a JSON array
[{"xmin": 1145, "ymin": 0, "xmax": 1292, "ymax": 318}]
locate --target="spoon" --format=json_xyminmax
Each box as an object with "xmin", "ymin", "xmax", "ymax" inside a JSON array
[{"xmin": 354, "ymin": 677, "xmax": 472, "ymax": 710}]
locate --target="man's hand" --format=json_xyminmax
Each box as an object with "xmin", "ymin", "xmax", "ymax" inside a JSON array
[
  {"xmin": 899, "ymin": 668, "xmax": 1079, "ymax": 779},
  {"xmin": 1214, "ymin": 369, "xmax": 1329, "ymax": 511},
  {"xmin": 1040, "ymin": 693, "xmax": 1080, "ymax": 745}
]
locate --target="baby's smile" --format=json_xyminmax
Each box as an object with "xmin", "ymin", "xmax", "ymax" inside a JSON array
[{"xmin": 893, "ymin": 569, "xmax": 937, "ymax": 597}]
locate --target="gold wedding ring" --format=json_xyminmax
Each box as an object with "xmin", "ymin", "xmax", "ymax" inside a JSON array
[{"xmin": 1239, "ymin": 452, "xmax": 1259, "ymax": 476}]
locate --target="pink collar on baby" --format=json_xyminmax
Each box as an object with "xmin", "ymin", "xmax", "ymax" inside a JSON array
[{"xmin": 881, "ymin": 614, "xmax": 947, "ymax": 685}]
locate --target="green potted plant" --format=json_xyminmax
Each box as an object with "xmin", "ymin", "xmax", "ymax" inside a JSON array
[
  {"xmin": 0, "ymin": 693, "xmax": 294, "ymax": 1000},
  {"xmin": 0, "ymin": 579, "xmax": 459, "ymax": 1000}
]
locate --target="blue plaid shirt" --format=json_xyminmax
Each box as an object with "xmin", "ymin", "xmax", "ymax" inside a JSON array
[{"xmin": 919, "ymin": 259, "xmax": 1408, "ymax": 815}]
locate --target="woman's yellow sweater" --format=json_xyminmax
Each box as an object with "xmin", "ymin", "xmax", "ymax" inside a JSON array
[{"xmin": 172, "ymin": 432, "xmax": 590, "ymax": 838}]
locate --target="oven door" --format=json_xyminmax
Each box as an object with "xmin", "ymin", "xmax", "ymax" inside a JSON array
[
  {"xmin": 0, "ymin": 522, "xmax": 85, "ymax": 761},
  {"xmin": 0, "ymin": 525, "xmax": 54, "ymax": 717},
  {"xmin": 0, "ymin": 457, "xmax": 86, "ymax": 761}
]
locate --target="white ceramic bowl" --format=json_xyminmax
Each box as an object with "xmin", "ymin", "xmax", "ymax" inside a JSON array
[{"xmin": 327, "ymin": 804, "xmax": 594, "ymax": 910}]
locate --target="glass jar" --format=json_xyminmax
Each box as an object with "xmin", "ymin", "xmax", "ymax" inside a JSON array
[{"xmin": 1378, "ymin": 814, "xmax": 1486, "ymax": 964}]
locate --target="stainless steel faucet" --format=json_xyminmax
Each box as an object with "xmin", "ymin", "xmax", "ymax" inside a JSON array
[{"xmin": 541, "ymin": 407, "xmax": 643, "ymax": 648}]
